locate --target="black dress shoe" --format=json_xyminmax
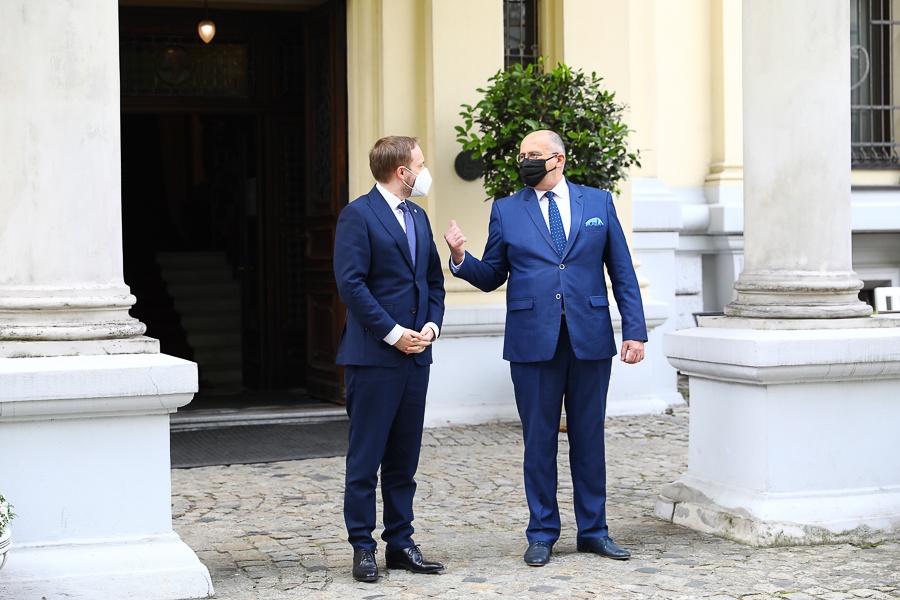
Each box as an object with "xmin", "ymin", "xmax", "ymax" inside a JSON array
[
  {"xmin": 576, "ymin": 537, "xmax": 631, "ymax": 560},
  {"xmin": 385, "ymin": 545, "xmax": 444, "ymax": 574},
  {"xmin": 523, "ymin": 541, "xmax": 552, "ymax": 566},
  {"xmin": 352, "ymin": 548, "xmax": 379, "ymax": 582}
]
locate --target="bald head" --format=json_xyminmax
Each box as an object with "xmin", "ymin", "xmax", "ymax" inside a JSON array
[
  {"xmin": 519, "ymin": 130, "xmax": 566, "ymax": 191},
  {"xmin": 522, "ymin": 130, "xmax": 565, "ymax": 154}
]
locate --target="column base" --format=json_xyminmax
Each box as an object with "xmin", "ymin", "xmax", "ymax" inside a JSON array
[
  {"xmin": 0, "ymin": 292, "xmax": 147, "ymax": 342},
  {"xmin": 655, "ymin": 479, "xmax": 900, "ymax": 547},
  {"xmin": 726, "ymin": 270, "xmax": 872, "ymax": 318},
  {"xmin": 0, "ymin": 336, "xmax": 159, "ymax": 358},
  {"xmin": 0, "ymin": 534, "xmax": 213, "ymax": 600},
  {"xmin": 660, "ymin": 322, "xmax": 900, "ymax": 546}
]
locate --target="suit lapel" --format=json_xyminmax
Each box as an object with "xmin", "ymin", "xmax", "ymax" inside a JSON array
[
  {"xmin": 367, "ymin": 187, "xmax": 415, "ymax": 271},
  {"xmin": 523, "ymin": 187, "xmax": 557, "ymax": 255}
]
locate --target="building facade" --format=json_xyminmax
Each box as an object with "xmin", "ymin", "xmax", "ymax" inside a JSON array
[{"xmin": 3, "ymin": 0, "xmax": 900, "ymax": 596}]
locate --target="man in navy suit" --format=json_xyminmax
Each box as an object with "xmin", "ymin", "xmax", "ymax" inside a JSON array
[
  {"xmin": 445, "ymin": 130, "xmax": 647, "ymax": 566},
  {"xmin": 334, "ymin": 136, "xmax": 445, "ymax": 582}
]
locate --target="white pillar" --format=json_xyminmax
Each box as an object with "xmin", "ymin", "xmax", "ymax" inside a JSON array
[
  {"xmin": 0, "ymin": 3, "xmax": 154, "ymax": 357},
  {"xmin": 725, "ymin": 0, "xmax": 870, "ymax": 319},
  {"xmin": 0, "ymin": 2, "xmax": 212, "ymax": 597},
  {"xmin": 658, "ymin": 0, "xmax": 900, "ymax": 547}
]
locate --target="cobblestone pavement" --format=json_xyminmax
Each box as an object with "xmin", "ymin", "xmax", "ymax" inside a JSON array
[{"xmin": 171, "ymin": 405, "xmax": 900, "ymax": 599}]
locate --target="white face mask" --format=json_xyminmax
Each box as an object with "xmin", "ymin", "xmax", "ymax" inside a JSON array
[{"xmin": 403, "ymin": 166, "xmax": 433, "ymax": 197}]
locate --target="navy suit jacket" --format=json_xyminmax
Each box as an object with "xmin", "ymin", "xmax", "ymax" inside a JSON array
[
  {"xmin": 334, "ymin": 186, "xmax": 445, "ymax": 367},
  {"xmin": 455, "ymin": 181, "xmax": 647, "ymax": 363}
]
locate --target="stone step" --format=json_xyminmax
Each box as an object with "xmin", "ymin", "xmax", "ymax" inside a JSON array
[
  {"xmin": 193, "ymin": 347, "xmax": 242, "ymax": 366},
  {"xmin": 187, "ymin": 331, "xmax": 242, "ymax": 348},
  {"xmin": 162, "ymin": 268, "xmax": 238, "ymax": 284},
  {"xmin": 173, "ymin": 296, "xmax": 241, "ymax": 314},
  {"xmin": 157, "ymin": 251, "xmax": 244, "ymax": 389},
  {"xmin": 180, "ymin": 313, "xmax": 242, "ymax": 330},
  {"xmin": 157, "ymin": 252, "xmax": 233, "ymax": 270},
  {"xmin": 167, "ymin": 282, "xmax": 240, "ymax": 300},
  {"xmin": 199, "ymin": 366, "xmax": 243, "ymax": 384}
]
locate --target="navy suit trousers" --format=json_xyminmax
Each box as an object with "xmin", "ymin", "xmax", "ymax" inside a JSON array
[
  {"xmin": 343, "ymin": 358, "xmax": 429, "ymax": 551},
  {"xmin": 509, "ymin": 318, "xmax": 613, "ymax": 545}
]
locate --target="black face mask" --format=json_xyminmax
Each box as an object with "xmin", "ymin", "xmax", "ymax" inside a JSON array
[{"xmin": 518, "ymin": 156, "xmax": 558, "ymax": 187}]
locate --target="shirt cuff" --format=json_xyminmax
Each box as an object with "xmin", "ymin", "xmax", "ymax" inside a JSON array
[
  {"xmin": 384, "ymin": 324, "xmax": 404, "ymax": 346},
  {"xmin": 449, "ymin": 255, "xmax": 464, "ymax": 273},
  {"xmin": 385, "ymin": 322, "xmax": 440, "ymax": 345}
]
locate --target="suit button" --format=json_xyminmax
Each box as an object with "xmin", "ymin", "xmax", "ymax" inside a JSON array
[
  {"xmin": 411, "ymin": 308, "xmax": 417, "ymax": 314},
  {"xmin": 556, "ymin": 293, "xmax": 561, "ymax": 300},
  {"xmin": 559, "ymin": 264, "xmax": 565, "ymax": 269}
]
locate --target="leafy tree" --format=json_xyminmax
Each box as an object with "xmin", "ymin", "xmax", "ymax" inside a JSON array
[{"xmin": 456, "ymin": 59, "xmax": 640, "ymax": 200}]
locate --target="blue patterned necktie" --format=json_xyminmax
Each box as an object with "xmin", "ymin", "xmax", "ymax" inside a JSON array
[
  {"xmin": 546, "ymin": 191, "xmax": 566, "ymax": 256},
  {"xmin": 399, "ymin": 201, "xmax": 416, "ymax": 266}
]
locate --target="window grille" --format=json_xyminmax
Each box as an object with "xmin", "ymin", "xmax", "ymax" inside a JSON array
[
  {"xmin": 851, "ymin": 0, "xmax": 900, "ymax": 167},
  {"xmin": 504, "ymin": 0, "xmax": 539, "ymax": 69}
]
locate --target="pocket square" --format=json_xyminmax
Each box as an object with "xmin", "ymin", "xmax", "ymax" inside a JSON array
[{"xmin": 585, "ymin": 217, "xmax": 604, "ymax": 227}]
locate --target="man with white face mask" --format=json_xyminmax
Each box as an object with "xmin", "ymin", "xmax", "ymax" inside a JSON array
[{"xmin": 333, "ymin": 136, "xmax": 446, "ymax": 582}]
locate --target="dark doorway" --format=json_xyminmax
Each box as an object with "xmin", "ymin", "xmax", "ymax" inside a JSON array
[{"xmin": 119, "ymin": 2, "xmax": 347, "ymax": 408}]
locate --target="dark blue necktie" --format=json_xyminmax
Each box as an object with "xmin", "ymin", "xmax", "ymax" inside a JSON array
[
  {"xmin": 546, "ymin": 191, "xmax": 566, "ymax": 256},
  {"xmin": 399, "ymin": 201, "xmax": 416, "ymax": 266}
]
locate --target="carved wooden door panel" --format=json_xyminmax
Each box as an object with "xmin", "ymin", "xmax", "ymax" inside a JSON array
[{"xmin": 302, "ymin": 0, "xmax": 347, "ymax": 402}]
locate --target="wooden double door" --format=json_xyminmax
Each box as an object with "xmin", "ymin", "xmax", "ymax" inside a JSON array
[{"xmin": 119, "ymin": 1, "xmax": 347, "ymax": 402}]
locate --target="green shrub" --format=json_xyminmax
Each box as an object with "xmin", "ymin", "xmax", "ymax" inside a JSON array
[{"xmin": 456, "ymin": 59, "xmax": 640, "ymax": 200}]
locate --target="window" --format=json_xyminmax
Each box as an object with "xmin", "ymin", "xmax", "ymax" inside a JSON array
[
  {"xmin": 851, "ymin": 0, "xmax": 900, "ymax": 167},
  {"xmin": 504, "ymin": 0, "xmax": 539, "ymax": 69}
]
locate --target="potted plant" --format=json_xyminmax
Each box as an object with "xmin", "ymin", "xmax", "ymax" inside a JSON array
[
  {"xmin": 0, "ymin": 491, "xmax": 15, "ymax": 571},
  {"xmin": 456, "ymin": 59, "xmax": 640, "ymax": 200}
]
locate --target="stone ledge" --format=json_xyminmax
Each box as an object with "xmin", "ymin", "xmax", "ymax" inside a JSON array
[
  {"xmin": 700, "ymin": 315, "xmax": 900, "ymax": 330},
  {"xmin": 0, "ymin": 353, "xmax": 197, "ymax": 420},
  {"xmin": 666, "ymin": 324, "xmax": 900, "ymax": 369},
  {"xmin": 1, "ymin": 533, "xmax": 213, "ymax": 599}
]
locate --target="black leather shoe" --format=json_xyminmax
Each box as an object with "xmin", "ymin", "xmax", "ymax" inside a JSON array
[
  {"xmin": 385, "ymin": 545, "xmax": 444, "ymax": 574},
  {"xmin": 523, "ymin": 541, "xmax": 553, "ymax": 566},
  {"xmin": 576, "ymin": 537, "xmax": 631, "ymax": 560},
  {"xmin": 352, "ymin": 548, "xmax": 379, "ymax": 582}
]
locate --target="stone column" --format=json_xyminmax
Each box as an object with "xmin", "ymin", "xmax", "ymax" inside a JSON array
[
  {"xmin": 658, "ymin": 0, "xmax": 900, "ymax": 547},
  {"xmin": 0, "ymin": 2, "xmax": 155, "ymax": 357},
  {"xmin": 724, "ymin": 0, "xmax": 870, "ymax": 319},
  {"xmin": 0, "ymin": 2, "xmax": 211, "ymax": 597}
]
